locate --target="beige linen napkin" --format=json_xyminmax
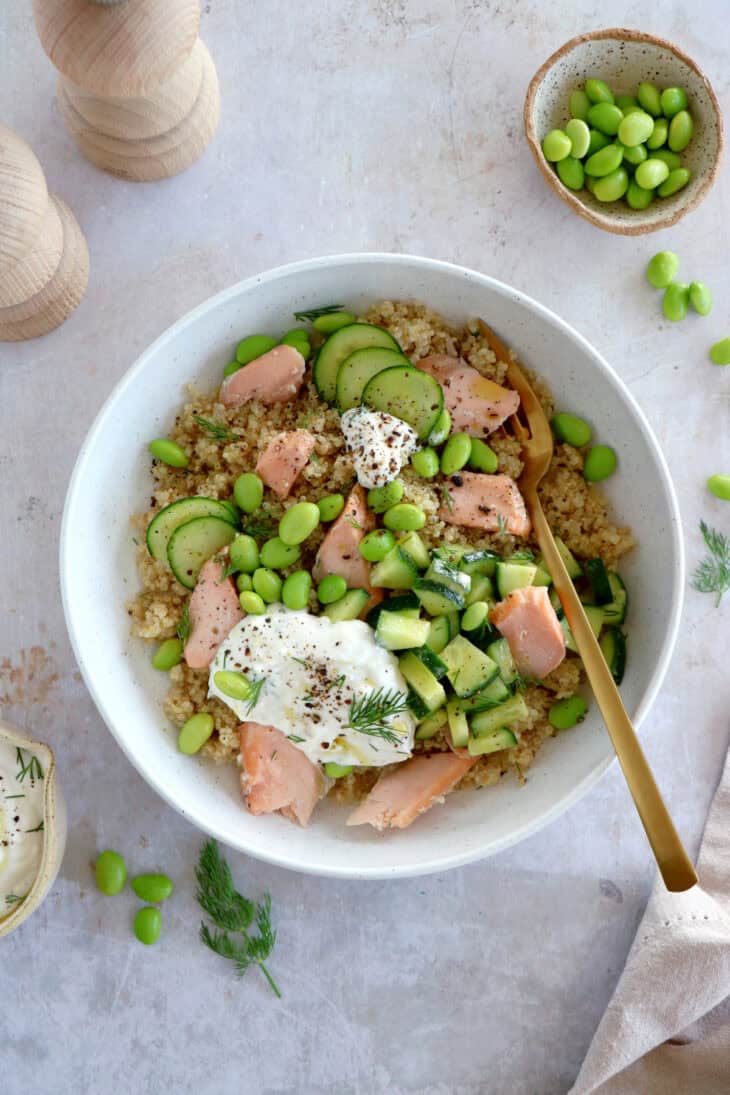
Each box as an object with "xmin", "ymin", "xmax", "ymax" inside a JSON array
[{"xmin": 571, "ymin": 746, "xmax": 730, "ymax": 1095}]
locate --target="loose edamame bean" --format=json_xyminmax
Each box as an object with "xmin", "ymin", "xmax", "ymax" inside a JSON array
[
  {"xmin": 230, "ymin": 534, "xmax": 259, "ymax": 573},
  {"xmin": 359, "ymin": 528, "xmax": 395, "ymax": 562},
  {"xmin": 651, "ymin": 148, "xmax": 681, "ymax": 171},
  {"xmin": 689, "ymin": 282, "xmax": 712, "ymax": 317},
  {"xmin": 626, "ymin": 180, "xmax": 654, "ymax": 210},
  {"xmin": 569, "ymin": 89, "xmax": 590, "ymax": 120},
  {"xmin": 383, "ymin": 503, "xmax": 426, "ymax": 532},
  {"xmin": 657, "ymin": 168, "xmax": 691, "ymax": 198},
  {"xmin": 152, "ymin": 637, "xmax": 183, "ymax": 671},
  {"xmin": 281, "ymin": 569, "xmax": 312, "ymax": 610},
  {"xmin": 620, "ymin": 103, "xmax": 644, "ymax": 116},
  {"xmin": 214, "ymin": 670, "xmax": 254, "ymax": 700},
  {"xmin": 236, "ymin": 334, "xmax": 276, "ymax": 365},
  {"xmin": 312, "ymin": 311, "xmax": 357, "ymax": 333},
  {"xmin": 617, "ymin": 110, "xmax": 654, "ymax": 147},
  {"xmin": 148, "ymin": 439, "xmax": 189, "ymax": 468},
  {"xmin": 440, "ymin": 432, "xmax": 472, "ymax": 475},
  {"xmin": 637, "ymin": 81, "xmax": 662, "ymax": 117},
  {"xmin": 542, "ymin": 129, "xmax": 572, "ymax": 162},
  {"xmin": 663, "ymin": 282, "xmax": 690, "ymax": 322},
  {"xmin": 279, "ymin": 501, "xmax": 320, "ymax": 546},
  {"xmin": 707, "ymin": 475, "xmax": 730, "ymax": 501},
  {"xmin": 647, "ymin": 117, "xmax": 668, "ymax": 150},
  {"xmin": 660, "ymin": 86, "xmax": 688, "ymax": 118},
  {"xmin": 634, "ymin": 158, "xmax": 670, "ymax": 190},
  {"xmin": 95, "ymin": 850, "xmax": 127, "ymax": 896},
  {"xmin": 585, "ymin": 175, "xmax": 597, "ymax": 195},
  {"xmin": 428, "ymin": 407, "xmax": 452, "ymax": 445},
  {"xmin": 134, "ymin": 906, "xmax": 162, "ymax": 946},
  {"xmin": 239, "ymin": 590, "xmax": 266, "ymax": 615},
  {"xmin": 557, "ymin": 156, "xmax": 585, "ymax": 191},
  {"xmin": 411, "ymin": 447, "xmax": 440, "ymax": 478},
  {"xmin": 317, "ymin": 493, "xmax": 345, "ymax": 522},
  {"xmin": 615, "ymin": 94, "xmax": 638, "ymax": 111},
  {"xmin": 585, "ymin": 78, "xmax": 614, "ymax": 105},
  {"xmin": 236, "ymin": 572, "xmax": 253, "ymax": 592},
  {"xmin": 252, "ymin": 567, "xmax": 283, "ymax": 603},
  {"xmin": 583, "ymin": 445, "xmax": 617, "ymax": 482},
  {"xmin": 586, "ymin": 103, "xmax": 623, "ymax": 137},
  {"xmin": 461, "ymin": 601, "xmax": 489, "ymax": 631},
  {"xmin": 367, "ymin": 479, "xmax": 404, "ymax": 513},
  {"xmin": 259, "ymin": 537, "xmax": 301, "ymax": 569},
  {"xmin": 621, "ymin": 143, "xmax": 647, "ymax": 166},
  {"xmin": 565, "ymin": 118, "xmax": 591, "ymax": 158},
  {"xmin": 324, "ymin": 762, "xmax": 354, "ymax": 779},
  {"xmin": 233, "ymin": 472, "xmax": 264, "ymax": 514},
  {"xmin": 468, "ymin": 438, "xmax": 499, "ymax": 473},
  {"xmin": 178, "ymin": 713, "xmax": 214, "ymax": 754},
  {"xmin": 586, "ymin": 129, "xmax": 611, "ymax": 156},
  {"xmin": 709, "ymin": 338, "xmax": 730, "ymax": 366},
  {"xmin": 548, "ymin": 695, "xmax": 588, "ymax": 730},
  {"xmin": 132, "ymin": 873, "xmax": 174, "ymax": 903},
  {"xmin": 317, "ymin": 574, "xmax": 347, "ymax": 604},
  {"xmin": 551, "ymin": 412, "xmax": 591, "ymax": 447},
  {"xmin": 584, "ymin": 143, "xmax": 623, "ymax": 178},
  {"xmin": 593, "ymin": 167, "xmax": 629, "ymax": 202},
  {"xmin": 280, "ymin": 329, "xmax": 311, "ymax": 356},
  {"xmin": 668, "ymin": 110, "xmax": 693, "ymax": 152},
  {"xmin": 223, "ymin": 360, "xmax": 241, "ymax": 377},
  {"xmin": 646, "ymin": 251, "xmax": 680, "ymax": 289}
]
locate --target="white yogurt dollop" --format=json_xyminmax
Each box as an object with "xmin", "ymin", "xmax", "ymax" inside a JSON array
[
  {"xmin": 0, "ymin": 740, "xmax": 45, "ymax": 917},
  {"xmin": 209, "ymin": 606, "xmax": 415, "ymax": 767},
  {"xmin": 340, "ymin": 406, "xmax": 419, "ymax": 489}
]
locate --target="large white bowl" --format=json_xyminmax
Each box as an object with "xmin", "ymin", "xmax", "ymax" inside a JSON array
[{"xmin": 61, "ymin": 254, "xmax": 684, "ymax": 879}]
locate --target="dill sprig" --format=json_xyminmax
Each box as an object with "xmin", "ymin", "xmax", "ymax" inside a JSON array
[
  {"xmin": 241, "ymin": 509, "xmax": 277, "ymax": 540},
  {"xmin": 496, "ymin": 514, "xmax": 509, "ymax": 535},
  {"xmin": 193, "ymin": 416, "xmax": 241, "ymax": 443},
  {"xmin": 25, "ymin": 819, "xmax": 44, "ymax": 833},
  {"xmin": 176, "ymin": 602, "xmax": 191, "ymax": 643},
  {"xmin": 196, "ymin": 840, "xmax": 280, "ymax": 997},
  {"xmin": 347, "ymin": 687, "xmax": 410, "ymax": 746},
  {"xmin": 691, "ymin": 520, "xmax": 730, "ymax": 607},
  {"xmin": 440, "ymin": 482, "xmax": 454, "ymax": 513},
  {"xmin": 5, "ymin": 894, "xmax": 25, "ymax": 906},
  {"xmin": 244, "ymin": 676, "xmax": 266, "ymax": 714},
  {"xmin": 293, "ymin": 303, "xmax": 344, "ymax": 322},
  {"xmin": 15, "ymin": 748, "xmax": 43, "ymax": 784}
]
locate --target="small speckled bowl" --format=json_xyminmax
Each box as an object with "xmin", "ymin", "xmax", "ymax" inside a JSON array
[
  {"xmin": 524, "ymin": 28, "xmax": 723, "ymax": 235},
  {"xmin": 0, "ymin": 720, "xmax": 67, "ymax": 938}
]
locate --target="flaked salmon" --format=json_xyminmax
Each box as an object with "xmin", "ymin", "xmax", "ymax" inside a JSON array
[
  {"xmin": 255, "ymin": 429, "xmax": 315, "ymax": 498},
  {"xmin": 439, "ymin": 471, "xmax": 531, "ymax": 537},
  {"xmin": 239, "ymin": 722, "xmax": 327, "ymax": 827},
  {"xmin": 491, "ymin": 585, "xmax": 566, "ymax": 680},
  {"xmin": 220, "ymin": 344, "xmax": 306, "ymax": 407},
  {"xmin": 184, "ymin": 552, "xmax": 243, "ymax": 668},
  {"xmin": 346, "ymin": 751, "xmax": 476, "ymax": 830},
  {"xmin": 416, "ymin": 354, "xmax": 519, "ymax": 435},
  {"xmin": 312, "ymin": 484, "xmax": 380, "ymax": 614}
]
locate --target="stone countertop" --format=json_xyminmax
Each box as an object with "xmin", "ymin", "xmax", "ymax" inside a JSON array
[{"xmin": 1, "ymin": 3, "xmax": 729, "ymax": 1093}]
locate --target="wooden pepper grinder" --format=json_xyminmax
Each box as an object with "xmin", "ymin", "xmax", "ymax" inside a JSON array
[
  {"xmin": 0, "ymin": 124, "xmax": 89, "ymax": 341},
  {"xmin": 33, "ymin": 0, "xmax": 220, "ymax": 182}
]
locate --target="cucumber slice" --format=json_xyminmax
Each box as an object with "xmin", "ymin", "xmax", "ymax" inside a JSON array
[
  {"xmin": 441, "ymin": 635, "xmax": 500, "ymax": 698},
  {"xmin": 603, "ymin": 572, "xmax": 628, "ymax": 624},
  {"xmin": 361, "ymin": 365, "xmax": 444, "ymax": 441},
  {"xmin": 407, "ymin": 690, "xmax": 430, "ymax": 718},
  {"xmin": 470, "ymin": 694, "xmax": 528, "ymax": 736},
  {"xmin": 532, "ymin": 564, "xmax": 552, "ymax": 587},
  {"xmin": 460, "ymin": 676, "xmax": 511, "ymax": 713},
  {"xmin": 415, "ymin": 708, "xmax": 448, "ymax": 741},
  {"xmin": 585, "ymin": 558, "xmax": 613, "ymax": 605},
  {"xmin": 465, "ymin": 573, "xmax": 494, "ymax": 606},
  {"xmin": 555, "ymin": 537, "xmax": 582, "ymax": 579},
  {"xmin": 413, "ymin": 579, "xmax": 465, "ymax": 615},
  {"xmin": 446, "ymin": 697, "xmax": 469, "ymax": 748},
  {"xmin": 425, "ymin": 615, "xmax": 452, "ymax": 655},
  {"xmin": 324, "ymin": 588, "xmax": 370, "ymax": 622},
  {"xmin": 313, "ymin": 323, "xmax": 399, "ymax": 403},
  {"xmin": 146, "ymin": 496, "xmax": 237, "ymax": 560},
  {"xmin": 467, "ymin": 728, "xmax": 517, "ymax": 757},
  {"xmin": 460, "ymin": 549, "xmax": 499, "ymax": 577},
  {"xmin": 496, "ymin": 561, "xmax": 536, "ymax": 599},
  {"xmin": 370, "ymin": 546, "xmax": 419, "ymax": 590},
  {"xmin": 425, "ymin": 557, "xmax": 471, "ymax": 597},
  {"xmin": 166, "ymin": 516, "xmax": 237, "ymax": 590},
  {"xmin": 411, "ymin": 645, "xmax": 448, "ymax": 679},
  {"xmin": 399, "ymin": 653, "xmax": 447, "ymax": 713},
  {"xmin": 600, "ymin": 625, "xmax": 627, "ymax": 684},
  {"xmin": 549, "ymin": 587, "xmax": 564, "ymax": 618},
  {"xmin": 486, "ymin": 637, "xmax": 518, "ymax": 685},
  {"xmin": 366, "ymin": 591, "xmax": 420, "ymax": 628},
  {"xmin": 560, "ymin": 606, "xmax": 604, "ymax": 653},
  {"xmin": 396, "ymin": 531, "xmax": 430, "ymax": 570},
  {"xmin": 375, "ymin": 610, "xmax": 430, "ymax": 651},
  {"xmin": 336, "ymin": 347, "xmax": 410, "ymax": 411}
]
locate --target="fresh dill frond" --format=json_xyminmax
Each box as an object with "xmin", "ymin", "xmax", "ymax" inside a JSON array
[
  {"xmin": 496, "ymin": 514, "xmax": 509, "ymax": 535},
  {"xmin": 244, "ymin": 677, "xmax": 267, "ymax": 714},
  {"xmin": 348, "ymin": 687, "xmax": 410, "ymax": 746},
  {"xmin": 287, "ymin": 734, "xmax": 305, "ymax": 744},
  {"xmin": 25, "ymin": 819, "xmax": 44, "ymax": 833},
  {"xmin": 15, "ymin": 748, "xmax": 43, "ymax": 784},
  {"xmin": 440, "ymin": 482, "xmax": 454, "ymax": 513},
  {"xmin": 214, "ymin": 553, "xmax": 239, "ymax": 582},
  {"xmin": 241, "ymin": 509, "xmax": 277, "ymax": 540},
  {"xmin": 176, "ymin": 602, "xmax": 191, "ymax": 643},
  {"xmin": 293, "ymin": 303, "xmax": 344, "ymax": 322},
  {"xmin": 691, "ymin": 520, "xmax": 730, "ymax": 607},
  {"xmin": 5, "ymin": 894, "xmax": 25, "ymax": 906},
  {"xmin": 193, "ymin": 415, "xmax": 241, "ymax": 443}
]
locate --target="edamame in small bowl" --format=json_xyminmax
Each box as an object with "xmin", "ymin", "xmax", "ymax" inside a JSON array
[{"xmin": 524, "ymin": 28, "xmax": 723, "ymax": 235}]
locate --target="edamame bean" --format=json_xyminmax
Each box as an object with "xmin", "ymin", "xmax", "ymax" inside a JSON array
[
  {"xmin": 461, "ymin": 601, "xmax": 489, "ymax": 631},
  {"xmin": 178, "ymin": 713, "xmax": 214, "ymax": 754},
  {"xmin": 317, "ymin": 493, "xmax": 345, "ymax": 522},
  {"xmin": 569, "ymin": 89, "xmax": 591, "ymax": 120},
  {"xmin": 324, "ymin": 762, "xmax": 354, "ymax": 779},
  {"xmin": 428, "ymin": 406, "xmax": 452, "ymax": 445},
  {"xmin": 626, "ymin": 180, "xmax": 654, "ymax": 210},
  {"xmin": 709, "ymin": 338, "xmax": 730, "ymax": 366},
  {"xmin": 586, "ymin": 103, "xmax": 623, "ymax": 137},
  {"xmin": 657, "ymin": 168, "xmax": 691, "ymax": 197},
  {"xmin": 231, "ymin": 534, "xmax": 260, "ymax": 574},
  {"xmin": 585, "ymin": 78, "xmax": 614, "ymax": 105},
  {"xmin": 468, "ymin": 438, "xmax": 499, "ymax": 473},
  {"xmin": 223, "ymin": 360, "xmax": 240, "ymax": 377},
  {"xmin": 259, "ymin": 537, "xmax": 301, "ymax": 569},
  {"xmin": 214, "ymin": 670, "xmax": 254, "ymax": 700},
  {"xmin": 585, "ymin": 175, "xmax": 597, "ymax": 195},
  {"xmin": 280, "ymin": 328, "xmax": 311, "ymax": 357},
  {"xmin": 152, "ymin": 638, "xmax": 183, "ymax": 671},
  {"xmin": 312, "ymin": 311, "xmax": 357, "ymax": 333},
  {"xmin": 282, "ymin": 569, "xmax": 312, "ymax": 610},
  {"xmin": 134, "ymin": 906, "xmax": 162, "ymax": 946},
  {"xmin": 615, "ymin": 95, "xmax": 638, "ymax": 111},
  {"xmin": 583, "ymin": 445, "xmax": 617, "ymax": 482},
  {"xmin": 359, "ymin": 529, "xmax": 395, "ymax": 562},
  {"xmin": 668, "ymin": 110, "xmax": 693, "ymax": 152},
  {"xmin": 132, "ymin": 874, "xmax": 174, "ymax": 903},
  {"xmin": 317, "ymin": 574, "xmax": 347, "ymax": 604},
  {"xmin": 689, "ymin": 282, "xmax": 712, "ymax": 317},
  {"xmin": 239, "ymin": 591, "xmax": 266, "ymax": 615},
  {"xmin": 95, "ymin": 850, "xmax": 127, "ymax": 896},
  {"xmin": 279, "ymin": 501, "xmax": 320, "ymax": 546},
  {"xmin": 593, "ymin": 167, "xmax": 629, "ymax": 202},
  {"xmin": 708, "ymin": 475, "xmax": 730, "ymax": 501},
  {"xmin": 236, "ymin": 572, "xmax": 253, "ymax": 592},
  {"xmin": 551, "ymin": 412, "xmax": 591, "ymax": 447},
  {"xmin": 621, "ymin": 143, "xmax": 647, "ymax": 166},
  {"xmin": 647, "ymin": 117, "xmax": 668, "ymax": 150},
  {"xmin": 663, "ymin": 282, "xmax": 690, "ymax": 322},
  {"xmin": 440, "ymin": 432, "xmax": 472, "ymax": 475},
  {"xmin": 637, "ymin": 81, "xmax": 662, "ymax": 117},
  {"xmin": 233, "ymin": 472, "xmax": 264, "ymax": 514},
  {"xmin": 651, "ymin": 148, "xmax": 681, "ymax": 171},
  {"xmin": 634, "ymin": 158, "xmax": 670, "ymax": 190},
  {"xmin": 252, "ymin": 567, "xmax": 283, "ymax": 603},
  {"xmin": 542, "ymin": 129, "xmax": 572, "ymax": 162},
  {"xmin": 557, "ymin": 156, "xmax": 585, "ymax": 191},
  {"xmin": 584, "ymin": 143, "xmax": 623, "ymax": 177},
  {"xmin": 235, "ymin": 334, "xmax": 276, "ymax": 365},
  {"xmin": 617, "ymin": 109, "xmax": 654, "ymax": 147},
  {"xmin": 565, "ymin": 118, "xmax": 591, "ymax": 158},
  {"xmin": 148, "ymin": 439, "xmax": 189, "ymax": 468},
  {"xmin": 367, "ymin": 479, "xmax": 404, "ymax": 513},
  {"xmin": 620, "ymin": 103, "xmax": 644, "ymax": 116},
  {"xmin": 660, "ymin": 86, "xmax": 688, "ymax": 118},
  {"xmin": 586, "ymin": 128, "xmax": 611, "ymax": 156},
  {"xmin": 383, "ymin": 503, "xmax": 426, "ymax": 531},
  {"xmin": 548, "ymin": 695, "xmax": 588, "ymax": 730},
  {"xmin": 411, "ymin": 447, "xmax": 440, "ymax": 478},
  {"xmin": 646, "ymin": 251, "xmax": 679, "ymax": 289}
]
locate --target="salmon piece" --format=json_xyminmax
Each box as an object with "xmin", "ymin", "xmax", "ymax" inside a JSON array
[
  {"xmin": 439, "ymin": 471, "xmax": 531, "ymax": 537},
  {"xmin": 313, "ymin": 484, "xmax": 380, "ymax": 614},
  {"xmin": 239, "ymin": 722, "xmax": 327, "ymax": 827},
  {"xmin": 491, "ymin": 585, "xmax": 566, "ymax": 680},
  {"xmin": 416, "ymin": 354, "xmax": 519, "ymax": 436},
  {"xmin": 347, "ymin": 751, "xmax": 477, "ymax": 830},
  {"xmin": 255, "ymin": 429, "xmax": 315, "ymax": 498},
  {"xmin": 184, "ymin": 552, "xmax": 244, "ymax": 669},
  {"xmin": 220, "ymin": 344, "xmax": 306, "ymax": 407}
]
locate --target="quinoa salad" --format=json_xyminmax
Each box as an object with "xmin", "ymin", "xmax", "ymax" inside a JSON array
[{"xmin": 129, "ymin": 300, "xmax": 633, "ymax": 832}]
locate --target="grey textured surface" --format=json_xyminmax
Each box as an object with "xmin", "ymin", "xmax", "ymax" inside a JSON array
[{"xmin": 1, "ymin": 3, "xmax": 729, "ymax": 1093}]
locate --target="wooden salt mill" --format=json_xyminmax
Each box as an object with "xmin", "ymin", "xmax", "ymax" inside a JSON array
[
  {"xmin": 0, "ymin": 124, "xmax": 89, "ymax": 341},
  {"xmin": 33, "ymin": 0, "xmax": 220, "ymax": 182}
]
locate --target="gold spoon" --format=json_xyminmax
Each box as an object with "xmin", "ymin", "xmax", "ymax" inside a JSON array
[{"xmin": 478, "ymin": 319, "xmax": 697, "ymax": 892}]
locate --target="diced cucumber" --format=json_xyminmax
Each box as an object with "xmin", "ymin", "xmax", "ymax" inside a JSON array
[
  {"xmin": 425, "ymin": 557, "xmax": 471, "ymax": 597},
  {"xmin": 486, "ymin": 637, "xmax": 518, "ymax": 685},
  {"xmin": 433, "ymin": 544, "xmax": 467, "ymax": 566},
  {"xmin": 361, "ymin": 365, "xmax": 444, "ymax": 441},
  {"xmin": 460, "ymin": 549, "xmax": 499, "ymax": 577},
  {"xmin": 146, "ymin": 496, "xmax": 237, "ymax": 561},
  {"xmin": 407, "ymin": 690, "xmax": 430, "ymax": 718},
  {"xmin": 441, "ymin": 635, "xmax": 500, "ymax": 698},
  {"xmin": 532, "ymin": 564, "xmax": 552, "ymax": 587},
  {"xmin": 446, "ymin": 698, "xmax": 469, "ymax": 748},
  {"xmin": 413, "ymin": 579, "xmax": 465, "ymax": 615},
  {"xmin": 411, "ymin": 645, "xmax": 448, "ymax": 680},
  {"xmin": 560, "ymin": 606, "xmax": 604, "ymax": 653},
  {"xmin": 336, "ymin": 347, "xmax": 410, "ymax": 411},
  {"xmin": 370, "ymin": 546, "xmax": 419, "ymax": 590},
  {"xmin": 470, "ymin": 694, "xmax": 528, "ymax": 736},
  {"xmin": 549, "ymin": 587, "xmax": 564, "ymax": 618},
  {"xmin": 555, "ymin": 537, "xmax": 582, "ymax": 579},
  {"xmin": 600, "ymin": 625, "xmax": 627, "ymax": 684},
  {"xmin": 399, "ymin": 653, "xmax": 447, "ymax": 712},
  {"xmin": 446, "ymin": 610, "xmax": 461, "ymax": 637},
  {"xmin": 324, "ymin": 588, "xmax": 370, "ymax": 622},
  {"xmin": 602, "ymin": 572, "xmax": 628, "ymax": 625},
  {"xmin": 415, "ymin": 708, "xmax": 447, "ymax": 740},
  {"xmin": 313, "ymin": 323, "xmax": 399, "ymax": 403},
  {"xmin": 166, "ymin": 516, "xmax": 237, "ymax": 590},
  {"xmin": 465, "ymin": 573, "xmax": 494, "ymax": 606},
  {"xmin": 425, "ymin": 615, "xmax": 452, "ymax": 654},
  {"xmin": 585, "ymin": 558, "xmax": 613, "ymax": 605},
  {"xmin": 375, "ymin": 610, "xmax": 430, "ymax": 651},
  {"xmin": 496, "ymin": 561, "xmax": 536, "ymax": 599},
  {"xmin": 397, "ymin": 531, "xmax": 430, "ymax": 570},
  {"xmin": 467, "ymin": 728, "xmax": 517, "ymax": 757},
  {"xmin": 366, "ymin": 592, "xmax": 419, "ymax": 629},
  {"xmin": 459, "ymin": 676, "xmax": 511, "ymax": 713}
]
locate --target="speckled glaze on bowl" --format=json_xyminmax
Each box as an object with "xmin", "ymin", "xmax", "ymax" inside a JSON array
[{"xmin": 524, "ymin": 28, "xmax": 723, "ymax": 235}]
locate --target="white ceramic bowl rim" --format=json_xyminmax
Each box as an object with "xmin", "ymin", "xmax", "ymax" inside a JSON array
[{"xmin": 61, "ymin": 253, "xmax": 685, "ymax": 878}]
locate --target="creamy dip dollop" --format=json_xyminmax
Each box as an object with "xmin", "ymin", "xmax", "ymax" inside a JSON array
[
  {"xmin": 340, "ymin": 406, "xmax": 419, "ymax": 489},
  {"xmin": 209, "ymin": 606, "xmax": 415, "ymax": 767},
  {"xmin": 0, "ymin": 740, "xmax": 45, "ymax": 916}
]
